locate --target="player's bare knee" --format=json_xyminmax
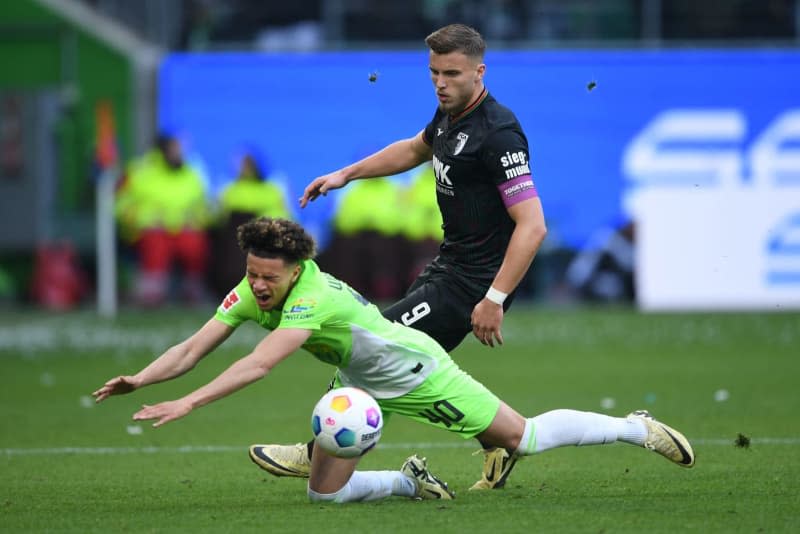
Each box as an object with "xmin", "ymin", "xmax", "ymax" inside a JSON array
[
  {"xmin": 500, "ymin": 426, "xmax": 524, "ymax": 451},
  {"xmin": 482, "ymin": 402, "xmax": 526, "ymax": 450}
]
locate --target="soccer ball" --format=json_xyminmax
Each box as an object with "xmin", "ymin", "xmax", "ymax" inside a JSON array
[{"xmin": 311, "ymin": 387, "xmax": 383, "ymax": 458}]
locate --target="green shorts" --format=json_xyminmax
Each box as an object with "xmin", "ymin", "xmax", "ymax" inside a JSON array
[{"xmin": 337, "ymin": 358, "xmax": 500, "ymax": 439}]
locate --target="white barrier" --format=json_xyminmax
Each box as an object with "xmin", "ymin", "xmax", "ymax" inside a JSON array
[
  {"xmin": 624, "ymin": 108, "xmax": 800, "ymax": 310},
  {"xmin": 630, "ymin": 189, "xmax": 800, "ymax": 310}
]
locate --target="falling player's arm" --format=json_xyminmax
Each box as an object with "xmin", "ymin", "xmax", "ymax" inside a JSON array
[
  {"xmin": 133, "ymin": 328, "xmax": 313, "ymax": 427},
  {"xmin": 300, "ymin": 131, "xmax": 432, "ymax": 206},
  {"xmin": 92, "ymin": 318, "xmax": 235, "ymax": 402}
]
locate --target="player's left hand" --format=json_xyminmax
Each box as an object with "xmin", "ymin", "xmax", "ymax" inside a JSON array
[
  {"xmin": 133, "ymin": 399, "xmax": 192, "ymax": 428},
  {"xmin": 470, "ymin": 299, "xmax": 504, "ymax": 348}
]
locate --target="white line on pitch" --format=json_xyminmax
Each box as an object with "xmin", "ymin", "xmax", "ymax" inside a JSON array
[{"xmin": 2, "ymin": 437, "xmax": 798, "ymax": 456}]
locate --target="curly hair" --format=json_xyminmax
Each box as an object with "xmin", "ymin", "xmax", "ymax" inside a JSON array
[
  {"xmin": 425, "ymin": 24, "xmax": 485, "ymax": 60},
  {"xmin": 236, "ymin": 217, "xmax": 316, "ymax": 263}
]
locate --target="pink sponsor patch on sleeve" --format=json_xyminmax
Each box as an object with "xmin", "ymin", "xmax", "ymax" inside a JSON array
[{"xmin": 498, "ymin": 174, "xmax": 538, "ymax": 208}]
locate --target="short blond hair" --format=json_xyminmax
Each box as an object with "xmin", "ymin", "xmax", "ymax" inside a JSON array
[{"xmin": 425, "ymin": 24, "xmax": 486, "ymax": 59}]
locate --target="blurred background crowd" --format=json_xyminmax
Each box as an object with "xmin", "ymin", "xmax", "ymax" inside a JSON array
[
  {"xmin": 1, "ymin": 0, "xmax": 798, "ymax": 312},
  {"xmin": 84, "ymin": 0, "xmax": 798, "ymax": 49}
]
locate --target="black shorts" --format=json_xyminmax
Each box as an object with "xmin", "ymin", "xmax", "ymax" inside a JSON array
[{"xmin": 381, "ymin": 259, "xmax": 513, "ymax": 352}]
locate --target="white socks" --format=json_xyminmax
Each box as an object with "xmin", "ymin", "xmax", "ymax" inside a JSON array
[
  {"xmin": 307, "ymin": 470, "xmax": 416, "ymax": 503},
  {"xmin": 516, "ymin": 409, "xmax": 647, "ymax": 456},
  {"xmin": 308, "ymin": 409, "xmax": 651, "ymax": 502}
]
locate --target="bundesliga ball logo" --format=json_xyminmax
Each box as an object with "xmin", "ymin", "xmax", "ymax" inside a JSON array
[{"xmin": 311, "ymin": 387, "xmax": 383, "ymax": 458}]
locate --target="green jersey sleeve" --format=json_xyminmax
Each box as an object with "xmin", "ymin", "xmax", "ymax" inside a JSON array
[{"xmin": 214, "ymin": 277, "xmax": 262, "ymax": 328}]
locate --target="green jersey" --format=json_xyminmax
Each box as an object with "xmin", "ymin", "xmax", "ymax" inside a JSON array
[{"xmin": 214, "ymin": 260, "xmax": 450, "ymax": 399}]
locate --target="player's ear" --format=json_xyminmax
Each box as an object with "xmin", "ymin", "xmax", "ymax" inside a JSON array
[
  {"xmin": 476, "ymin": 63, "xmax": 486, "ymax": 81},
  {"xmin": 290, "ymin": 264, "xmax": 301, "ymax": 283}
]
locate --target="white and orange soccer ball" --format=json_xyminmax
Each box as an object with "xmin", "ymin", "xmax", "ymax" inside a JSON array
[{"xmin": 311, "ymin": 387, "xmax": 383, "ymax": 458}]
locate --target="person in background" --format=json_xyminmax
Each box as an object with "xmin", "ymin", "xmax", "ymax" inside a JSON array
[
  {"xmin": 399, "ymin": 163, "xmax": 444, "ymax": 288},
  {"xmin": 317, "ymin": 176, "xmax": 405, "ymax": 301},
  {"xmin": 208, "ymin": 149, "xmax": 293, "ymax": 299},
  {"xmin": 116, "ymin": 134, "xmax": 211, "ymax": 306},
  {"xmin": 565, "ymin": 220, "xmax": 635, "ymax": 303},
  {"xmin": 218, "ymin": 151, "xmax": 292, "ymax": 221}
]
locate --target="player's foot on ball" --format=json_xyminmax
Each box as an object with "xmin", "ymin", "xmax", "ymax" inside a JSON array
[
  {"xmin": 249, "ymin": 443, "xmax": 311, "ymax": 478},
  {"xmin": 627, "ymin": 410, "xmax": 695, "ymax": 467},
  {"xmin": 401, "ymin": 454, "xmax": 455, "ymax": 500},
  {"xmin": 469, "ymin": 447, "xmax": 520, "ymax": 490}
]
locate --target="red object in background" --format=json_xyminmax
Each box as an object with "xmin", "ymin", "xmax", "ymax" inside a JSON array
[
  {"xmin": 94, "ymin": 99, "xmax": 118, "ymax": 170},
  {"xmin": 30, "ymin": 242, "xmax": 88, "ymax": 310},
  {"xmin": 136, "ymin": 229, "xmax": 208, "ymax": 276}
]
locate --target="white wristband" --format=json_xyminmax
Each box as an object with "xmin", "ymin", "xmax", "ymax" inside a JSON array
[{"xmin": 485, "ymin": 286, "xmax": 508, "ymax": 305}]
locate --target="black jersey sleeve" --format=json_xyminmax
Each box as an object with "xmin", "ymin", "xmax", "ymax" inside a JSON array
[
  {"xmin": 479, "ymin": 127, "xmax": 532, "ymax": 186},
  {"xmin": 423, "ymin": 122, "xmax": 435, "ymax": 146},
  {"xmin": 422, "ymin": 109, "xmax": 444, "ymax": 146}
]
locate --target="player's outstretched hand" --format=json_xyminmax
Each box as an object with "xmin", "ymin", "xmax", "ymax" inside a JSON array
[
  {"xmin": 133, "ymin": 399, "xmax": 192, "ymax": 428},
  {"xmin": 299, "ymin": 171, "xmax": 348, "ymax": 208},
  {"xmin": 470, "ymin": 299, "xmax": 505, "ymax": 348},
  {"xmin": 92, "ymin": 375, "xmax": 140, "ymax": 403}
]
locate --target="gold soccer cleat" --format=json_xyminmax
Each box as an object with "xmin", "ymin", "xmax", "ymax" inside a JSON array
[
  {"xmin": 401, "ymin": 454, "xmax": 455, "ymax": 500},
  {"xmin": 627, "ymin": 410, "xmax": 695, "ymax": 467},
  {"xmin": 469, "ymin": 447, "xmax": 520, "ymax": 490},
  {"xmin": 249, "ymin": 443, "xmax": 311, "ymax": 478}
]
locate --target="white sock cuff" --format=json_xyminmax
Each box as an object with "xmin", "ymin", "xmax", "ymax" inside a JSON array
[
  {"xmin": 621, "ymin": 418, "xmax": 647, "ymax": 446},
  {"xmin": 516, "ymin": 418, "xmax": 537, "ymax": 456},
  {"xmin": 307, "ymin": 483, "xmax": 350, "ymax": 503}
]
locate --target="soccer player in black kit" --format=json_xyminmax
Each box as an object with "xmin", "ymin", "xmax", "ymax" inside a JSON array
[{"xmin": 250, "ymin": 23, "xmax": 547, "ymax": 491}]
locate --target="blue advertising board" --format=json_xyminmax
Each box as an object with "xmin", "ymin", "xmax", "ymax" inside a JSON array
[{"xmin": 159, "ymin": 49, "xmax": 800, "ymax": 254}]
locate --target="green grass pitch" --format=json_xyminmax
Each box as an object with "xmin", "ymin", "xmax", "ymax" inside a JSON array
[{"xmin": 1, "ymin": 306, "xmax": 798, "ymax": 532}]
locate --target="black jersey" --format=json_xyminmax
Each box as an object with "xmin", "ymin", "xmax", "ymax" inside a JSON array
[{"xmin": 422, "ymin": 89, "xmax": 535, "ymax": 282}]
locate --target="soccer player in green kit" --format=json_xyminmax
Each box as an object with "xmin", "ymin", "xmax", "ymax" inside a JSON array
[{"xmin": 93, "ymin": 218, "xmax": 694, "ymax": 504}]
